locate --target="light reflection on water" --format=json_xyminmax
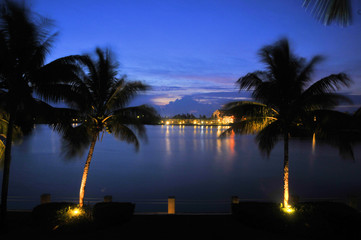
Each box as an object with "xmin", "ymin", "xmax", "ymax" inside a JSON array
[{"xmin": 1, "ymin": 124, "xmax": 361, "ymax": 212}]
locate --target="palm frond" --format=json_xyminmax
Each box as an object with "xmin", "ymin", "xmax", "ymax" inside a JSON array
[
  {"xmin": 33, "ymin": 55, "xmax": 83, "ymax": 84},
  {"xmin": 96, "ymin": 47, "xmax": 118, "ymax": 86},
  {"xmin": 303, "ymin": 0, "xmax": 352, "ymax": 26},
  {"xmin": 106, "ymin": 80, "xmax": 150, "ymax": 111},
  {"xmin": 34, "ymin": 55, "xmax": 94, "ymax": 110},
  {"xmin": 236, "ymin": 71, "xmax": 267, "ymax": 91},
  {"xmin": 252, "ymin": 81, "xmax": 286, "ymax": 108},
  {"xmin": 296, "ymin": 55, "xmax": 324, "ymax": 88},
  {"xmin": 304, "ymin": 73, "xmax": 351, "ymax": 96},
  {"xmin": 60, "ymin": 123, "xmax": 93, "ymax": 158},
  {"xmin": 222, "ymin": 101, "xmax": 277, "ymax": 119},
  {"xmin": 108, "ymin": 123, "xmax": 140, "ymax": 151},
  {"xmin": 75, "ymin": 54, "xmax": 99, "ymax": 89},
  {"xmin": 220, "ymin": 116, "xmax": 275, "ymax": 138},
  {"xmin": 258, "ymin": 38, "xmax": 296, "ymax": 76},
  {"xmin": 256, "ymin": 120, "xmax": 283, "ymax": 157},
  {"xmin": 30, "ymin": 32, "xmax": 58, "ymax": 71},
  {"xmin": 112, "ymin": 104, "xmax": 158, "ymax": 123},
  {"xmin": 104, "ymin": 78, "xmax": 126, "ymax": 111},
  {"xmin": 107, "ymin": 106, "xmax": 155, "ymax": 142}
]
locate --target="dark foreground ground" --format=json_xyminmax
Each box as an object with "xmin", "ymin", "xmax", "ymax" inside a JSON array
[
  {"xmin": 1, "ymin": 202, "xmax": 361, "ymax": 239},
  {"xmin": 2, "ymin": 212, "xmax": 306, "ymax": 240}
]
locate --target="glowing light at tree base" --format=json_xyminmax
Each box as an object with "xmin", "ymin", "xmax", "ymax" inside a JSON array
[
  {"xmin": 69, "ymin": 207, "xmax": 83, "ymax": 217},
  {"xmin": 280, "ymin": 203, "xmax": 295, "ymax": 214}
]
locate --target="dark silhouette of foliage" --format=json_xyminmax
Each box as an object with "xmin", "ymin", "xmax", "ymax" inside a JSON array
[
  {"xmin": 0, "ymin": 0, "xmax": 80, "ymax": 222},
  {"xmin": 303, "ymin": 0, "xmax": 352, "ymax": 26}
]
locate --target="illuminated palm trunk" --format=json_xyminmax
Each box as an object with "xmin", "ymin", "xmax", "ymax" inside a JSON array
[
  {"xmin": 79, "ymin": 134, "xmax": 98, "ymax": 207},
  {"xmin": 0, "ymin": 113, "xmax": 14, "ymax": 222},
  {"xmin": 283, "ymin": 132, "xmax": 289, "ymax": 208}
]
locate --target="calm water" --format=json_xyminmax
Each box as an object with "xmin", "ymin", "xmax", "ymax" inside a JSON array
[{"xmin": 1, "ymin": 125, "xmax": 361, "ymax": 212}]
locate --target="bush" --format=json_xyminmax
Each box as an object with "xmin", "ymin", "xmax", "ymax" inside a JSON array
[
  {"xmin": 232, "ymin": 201, "xmax": 361, "ymax": 238},
  {"xmin": 32, "ymin": 202, "xmax": 92, "ymax": 233},
  {"xmin": 92, "ymin": 202, "xmax": 135, "ymax": 226},
  {"xmin": 32, "ymin": 202, "xmax": 77, "ymax": 231}
]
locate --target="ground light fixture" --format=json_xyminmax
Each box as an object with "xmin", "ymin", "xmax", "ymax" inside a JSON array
[
  {"xmin": 67, "ymin": 207, "xmax": 85, "ymax": 218},
  {"xmin": 280, "ymin": 203, "xmax": 296, "ymax": 214}
]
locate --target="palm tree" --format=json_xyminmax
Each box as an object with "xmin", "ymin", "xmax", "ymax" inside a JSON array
[
  {"xmin": 55, "ymin": 48, "xmax": 158, "ymax": 207},
  {"xmin": 303, "ymin": 0, "xmax": 352, "ymax": 26},
  {"xmin": 221, "ymin": 38, "xmax": 351, "ymax": 210},
  {"xmin": 0, "ymin": 1, "xmax": 81, "ymax": 222}
]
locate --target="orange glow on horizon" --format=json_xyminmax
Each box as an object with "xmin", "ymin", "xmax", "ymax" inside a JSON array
[{"xmin": 151, "ymin": 97, "xmax": 179, "ymax": 106}]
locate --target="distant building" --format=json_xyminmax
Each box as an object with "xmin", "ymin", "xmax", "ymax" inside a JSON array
[
  {"xmin": 211, "ymin": 110, "xmax": 222, "ymax": 119},
  {"xmin": 211, "ymin": 110, "xmax": 234, "ymax": 125},
  {"xmin": 159, "ymin": 109, "xmax": 236, "ymax": 126},
  {"xmin": 158, "ymin": 109, "xmax": 234, "ymax": 125}
]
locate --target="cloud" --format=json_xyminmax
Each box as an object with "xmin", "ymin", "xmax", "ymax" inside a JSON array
[
  {"xmin": 122, "ymin": 53, "xmax": 254, "ymax": 89},
  {"xmin": 157, "ymin": 95, "xmax": 216, "ymax": 117},
  {"xmin": 151, "ymin": 90, "xmax": 252, "ymax": 117}
]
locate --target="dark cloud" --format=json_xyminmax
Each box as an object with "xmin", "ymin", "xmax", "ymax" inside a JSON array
[
  {"xmin": 150, "ymin": 91, "xmax": 252, "ymax": 117},
  {"xmin": 156, "ymin": 95, "xmax": 217, "ymax": 117}
]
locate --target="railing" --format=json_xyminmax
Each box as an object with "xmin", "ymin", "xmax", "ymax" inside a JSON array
[
  {"xmin": 7, "ymin": 195, "xmax": 361, "ymax": 213},
  {"xmin": 6, "ymin": 195, "xmax": 242, "ymax": 213}
]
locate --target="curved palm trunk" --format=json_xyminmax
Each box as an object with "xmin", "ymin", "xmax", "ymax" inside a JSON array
[
  {"xmin": 283, "ymin": 132, "xmax": 290, "ymax": 208},
  {"xmin": 79, "ymin": 133, "xmax": 98, "ymax": 207},
  {"xmin": 0, "ymin": 113, "xmax": 14, "ymax": 223}
]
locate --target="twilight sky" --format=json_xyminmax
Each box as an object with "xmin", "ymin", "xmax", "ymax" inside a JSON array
[{"xmin": 31, "ymin": 0, "xmax": 361, "ymax": 116}]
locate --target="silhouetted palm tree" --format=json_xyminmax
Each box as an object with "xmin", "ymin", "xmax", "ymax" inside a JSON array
[
  {"xmin": 303, "ymin": 0, "xmax": 352, "ymax": 26},
  {"xmin": 56, "ymin": 48, "xmax": 157, "ymax": 207},
  {"xmin": 221, "ymin": 38, "xmax": 351, "ymax": 209},
  {"xmin": 0, "ymin": 1, "xmax": 81, "ymax": 221}
]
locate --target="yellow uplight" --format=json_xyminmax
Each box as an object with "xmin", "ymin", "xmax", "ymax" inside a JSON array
[
  {"xmin": 280, "ymin": 204, "xmax": 295, "ymax": 214},
  {"xmin": 68, "ymin": 207, "xmax": 83, "ymax": 217}
]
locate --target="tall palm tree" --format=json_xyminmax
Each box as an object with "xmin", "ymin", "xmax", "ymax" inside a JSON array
[
  {"xmin": 303, "ymin": 0, "xmax": 352, "ymax": 26},
  {"xmin": 56, "ymin": 48, "xmax": 158, "ymax": 207},
  {"xmin": 221, "ymin": 38, "xmax": 351, "ymax": 209},
  {"xmin": 0, "ymin": 0, "xmax": 81, "ymax": 222}
]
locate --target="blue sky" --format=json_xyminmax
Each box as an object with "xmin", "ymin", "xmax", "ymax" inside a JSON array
[{"xmin": 31, "ymin": 0, "xmax": 361, "ymax": 116}]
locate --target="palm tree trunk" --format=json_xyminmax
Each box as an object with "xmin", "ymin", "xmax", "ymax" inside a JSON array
[
  {"xmin": 283, "ymin": 131, "xmax": 290, "ymax": 208},
  {"xmin": 0, "ymin": 113, "xmax": 14, "ymax": 223},
  {"xmin": 79, "ymin": 133, "xmax": 98, "ymax": 207}
]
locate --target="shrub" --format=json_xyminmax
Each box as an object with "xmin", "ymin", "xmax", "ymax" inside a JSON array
[
  {"xmin": 32, "ymin": 202, "xmax": 92, "ymax": 233},
  {"xmin": 232, "ymin": 201, "xmax": 361, "ymax": 238},
  {"xmin": 32, "ymin": 202, "xmax": 77, "ymax": 231}
]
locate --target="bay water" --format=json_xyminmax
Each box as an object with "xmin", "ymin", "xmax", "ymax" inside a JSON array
[{"xmin": 1, "ymin": 124, "xmax": 361, "ymax": 212}]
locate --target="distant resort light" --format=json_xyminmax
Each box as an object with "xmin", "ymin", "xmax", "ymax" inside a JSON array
[{"xmin": 160, "ymin": 109, "xmax": 235, "ymax": 126}]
